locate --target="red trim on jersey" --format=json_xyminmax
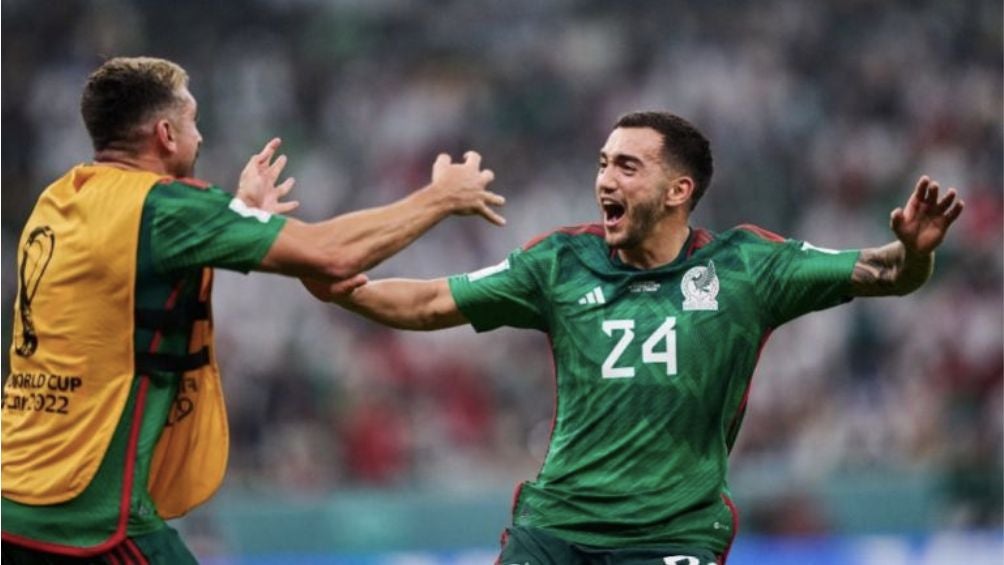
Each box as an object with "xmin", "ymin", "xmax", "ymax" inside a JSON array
[
  {"xmin": 2, "ymin": 284, "xmax": 183, "ymax": 556},
  {"xmin": 156, "ymin": 176, "xmax": 212, "ymax": 190},
  {"xmin": 125, "ymin": 538, "xmax": 149, "ymax": 564},
  {"xmin": 735, "ymin": 223, "xmax": 785, "ymax": 243},
  {"xmin": 522, "ymin": 223, "xmax": 604, "ymax": 251},
  {"xmin": 509, "ymin": 482, "xmax": 525, "ymax": 518},
  {"xmin": 725, "ymin": 330, "xmax": 774, "ymax": 444},
  {"xmin": 718, "ymin": 493, "xmax": 740, "ymax": 564},
  {"xmin": 686, "ymin": 227, "xmax": 714, "ymax": 258},
  {"xmin": 494, "ymin": 528, "xmax": 511, "ymax": 565}
]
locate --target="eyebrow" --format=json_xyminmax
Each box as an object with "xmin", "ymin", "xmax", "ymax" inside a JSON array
[{"xmin": 600, "ymin": 151, "xmax": 644, "ymax": 168}]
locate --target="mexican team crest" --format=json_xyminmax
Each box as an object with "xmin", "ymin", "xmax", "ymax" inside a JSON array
[{"xmin": 681, "ymin": 260, "xmax": 719, "ymax": 311}]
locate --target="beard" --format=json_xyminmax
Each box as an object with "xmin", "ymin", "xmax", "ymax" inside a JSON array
[
  {"xmin": 605, "ymin": 190, "xmax": 665, "ymax": 250},
  {"xmin": 173, "ymin": 145, "xmax": 200, "ymax": 178}
]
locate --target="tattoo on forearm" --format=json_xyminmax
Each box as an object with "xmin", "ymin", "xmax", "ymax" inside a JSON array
[{"xmin": 851, "ymin": 242, "xmax": 933, "ymax": 296}]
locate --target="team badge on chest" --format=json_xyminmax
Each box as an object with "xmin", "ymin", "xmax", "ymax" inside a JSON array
[{"xmin": 681, "ymin": 260, "xmax": 719, "ymax": 311}]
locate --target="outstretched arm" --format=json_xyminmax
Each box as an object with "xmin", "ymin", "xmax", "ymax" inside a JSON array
[
  {"xmin": 851, "ymin": 176, "xmax": 964, "ymax": 297},
  {"xmin": 304, "ymin": 277, "xmax": 468, "ymax": 331},
  {"xmin": 236, "ymin": 139, "xmax": 505, "ymax": 281}
]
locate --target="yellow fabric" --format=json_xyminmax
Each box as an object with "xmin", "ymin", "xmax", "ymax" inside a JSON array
[
  {"xmin": 3, "ymin": 164, "xmax": 229, "ymax": 519},
  {"xmin": 4, "ymin": 164, "xmax": 159, "ymax": 504},
  {"xmin": 147, "ymin": 268, "xmax": 230, "ymax": 519}
]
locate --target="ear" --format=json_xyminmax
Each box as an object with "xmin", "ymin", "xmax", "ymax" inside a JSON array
[
  {"xmin": 665, "ymin": 175, "xmax": 695, "ymax": 209},
  {"xmin": 154, "ymin": 118, "xmax": 178, "ymax": 154}
]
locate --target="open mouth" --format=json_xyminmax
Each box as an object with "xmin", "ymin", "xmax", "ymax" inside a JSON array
[{"xmin": 602, "ymin": 201, "xmax": 626, "ymax": 227}]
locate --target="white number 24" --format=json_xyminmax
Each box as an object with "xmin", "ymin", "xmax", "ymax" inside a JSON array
[{"xmin": 601, "ymin": 317, "xmax": 677, "ymax": 379}]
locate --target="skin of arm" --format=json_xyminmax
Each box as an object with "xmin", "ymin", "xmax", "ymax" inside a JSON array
[
  {"xmin": 850, "ymin": 175, "xmax": 964, "ymax": 297},
  {"xmin": 236, "ymin": 139, "xmax": 503, "ymax": 281},
  {"xmin": 259, "ymin": 191, "xmax": 462, "ymax": 280},
  {"xmin": 304, "ymin": 277, "xmax": 468, "ymax": 331}
]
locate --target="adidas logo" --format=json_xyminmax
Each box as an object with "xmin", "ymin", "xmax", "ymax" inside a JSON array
[{"xmin": 578, "ymin": 286, "xmax": 606, "ymax": 305}]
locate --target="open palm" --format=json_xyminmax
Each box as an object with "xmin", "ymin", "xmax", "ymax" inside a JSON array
[
  {"xmin": 891, "ymin": 176, "xmax": 964, "ymax": 255},
  {"xmin": 237, "ymin": 137, "xmax": 299, "ymax": 215}
]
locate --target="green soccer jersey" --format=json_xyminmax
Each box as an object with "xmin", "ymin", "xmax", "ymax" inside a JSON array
[
  {"xmin": 2, "ymin": 176, "xmax": 285, "ymax": 550},
  {"xmin": 448, "ymin": 223, "xmax": 859, "ymax": 555}
]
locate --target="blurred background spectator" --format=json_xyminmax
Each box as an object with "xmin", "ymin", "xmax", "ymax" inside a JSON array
[{"xmin": 3, "ymin": 0, "xmax": 1001, "ymax": 556}]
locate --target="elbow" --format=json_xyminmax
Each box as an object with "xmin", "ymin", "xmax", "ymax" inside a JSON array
[{"xmin": 320, "ymin": 253, "xmax": 367, "ymax": 280}]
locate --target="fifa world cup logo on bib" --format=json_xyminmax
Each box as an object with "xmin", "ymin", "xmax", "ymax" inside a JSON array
[
  {"xmin": 15, "ymin": 226, "xmax": 56, "ymax": 357},
  {"xmin": 681, "ymin": 260, "xmax": 719, "ymax": 311}
]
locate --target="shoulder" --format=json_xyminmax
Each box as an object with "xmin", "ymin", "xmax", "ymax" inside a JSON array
[
  {"xmin": 147, "ymin": 176, "xmax": 227, "ymax": 207},
  {"xmin": 157, "ymin": 176, "xmax": 213, "ymax": 190},
  {"xmin": 726, "ymin": 223, "xmax": 787, "ymax": 243},
  {"xmin": 151, "ymin": 176, "xmax": 223, "ymax": 198},
  {"xmin": 713, "ymin": 224, "xmax": 791, "ymax": 252},
  {"xmin": 522, "ymin": 223, "xmax": 604, "ymax": 251}
]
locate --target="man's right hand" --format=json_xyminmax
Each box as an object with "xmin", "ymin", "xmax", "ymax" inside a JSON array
[
  {"xmin": 428, "ymin": 151, "xmax": 506, "ymax": 226},
  {"xmin": 237, "ymin": 138, "xmax": 299, "ymax": 215}
]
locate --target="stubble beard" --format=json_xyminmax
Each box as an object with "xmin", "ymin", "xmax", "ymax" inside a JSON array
[{"xmin": 606, "ymin": 192, "xmax": 664, "ymax": 251}]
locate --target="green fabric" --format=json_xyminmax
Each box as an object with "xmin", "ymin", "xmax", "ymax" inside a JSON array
[
  {"xmin": 0, "ymin": 526, "xmax": 196, "ymax": 564},
  {"xmin": 129, "ymin": 526, "xmax": 198, "ymax": 564},
  {"xmin": 449, "ymin": 225, "xmax": 858, "ymax": 553},
  {"xmin": 499, "ymin": 525, "xmax": 720, "ymax": 565},
  {"xmin": 148, "ymin": 180, "xmax": 286, "ymax": 274},
  {"xmin": 3, "ymin": 177, "xmax": 285, "ymax": 550}
]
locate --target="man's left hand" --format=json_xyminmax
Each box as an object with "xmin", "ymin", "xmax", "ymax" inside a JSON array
[{"xmin": 891, "ymin": 175, "xmax": 965, "ymax": 255}]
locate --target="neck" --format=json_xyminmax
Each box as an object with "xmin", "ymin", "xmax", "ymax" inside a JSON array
[
  {"xmin": 93, "ymin": 148, "xmax": 173, "ymax": 176},
  {"xmin": 616, "ymin": 214, "xmax": 691, "ymax": 269}
]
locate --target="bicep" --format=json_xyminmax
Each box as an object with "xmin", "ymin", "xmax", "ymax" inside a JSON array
[
  {"xmin": 149, "ymin": 186, "xmax": 286, "ymax": 274},
  {"xmin": 756, "ymin": 240, "xmax": 860, "ymax": 326},
  {"xmin": 258, "ymin": 219, "xmax": 341, "ymax": 279}
]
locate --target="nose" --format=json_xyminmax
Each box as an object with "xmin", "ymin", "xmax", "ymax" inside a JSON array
[{"xmin": 596, "ymin": 166, "xmax": 617, "ymax": 194}]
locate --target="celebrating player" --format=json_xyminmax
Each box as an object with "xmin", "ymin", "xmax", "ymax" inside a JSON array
[
  {"xmin": 1, "ymin": 56, "xmax": 503, "ymax": 564},
  {"xmin": 310, "ymin": 111, "xmax": 964, "ymax": 564}
]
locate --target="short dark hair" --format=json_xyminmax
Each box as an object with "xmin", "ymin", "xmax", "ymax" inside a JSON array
[
  {"xmin": 614, "ymin": 111, "xmax": 714, "ymax": 210},
  {"xmin": 80, "ymin": 57, "xmax": 189, "ymax": 151}
]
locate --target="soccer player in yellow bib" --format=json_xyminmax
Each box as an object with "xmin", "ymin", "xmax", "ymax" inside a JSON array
[{"xmin": 1, "ymin": 56, "xmax": 504, "ymax": 564}]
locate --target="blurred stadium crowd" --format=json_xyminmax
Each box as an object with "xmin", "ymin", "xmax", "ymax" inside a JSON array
[{"xmin": 3, "ymin": 0, "xmax": 1001, "ymax": 536}]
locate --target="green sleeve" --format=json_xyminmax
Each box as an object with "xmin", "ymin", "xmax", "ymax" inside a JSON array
[
  {"xmin": 145, "ymin": 180, "xmax": 287, "ymax": 274},
  {"xmin": 749, "ymin": 238, "xmax": 860, "ymax": 327},
  {"xmin": 447, "ymin": 246, "xmax": 548, "ymax": 332}
]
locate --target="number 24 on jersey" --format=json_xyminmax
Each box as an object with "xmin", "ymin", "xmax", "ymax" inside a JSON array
[{"xmin": 601, "ymin": 317, "xmax": 677, "ymax": 379}]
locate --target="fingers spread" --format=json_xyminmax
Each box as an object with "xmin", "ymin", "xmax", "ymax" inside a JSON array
[
  {"xmin": 935, "ymin": 188, "xmax": 957, "ymax": 212},
  {"xmin": 889, "ymin": 207, "xmax": 904, "ymax": 231},
  {"xmin": 915, "ymin": 176, "xmax": 930, "ymax": 200},
  {"xmin": 924, "ymin": 182, "xmax": 940, "ymax": 205},
  {"xmin": 258, "ymin": 138, "xmax": 282, "ymax": 163},
  {"xmin": 945, "ymin": 200, "xmax": 965, "ymax": 224},
  {"xmin": 464, "ymin": 151, "xmax": 482, "ymax": 169},
  {"xmin": 268, "ymin": 154, "xmax": 288, "ymax": 179},
  {"xmin": 276, "ymin": 177, "xmax": 296, "ymax": 196},
  {"xmin": 478, "ymin": 204, "xmax": 506, "ymax": 226},
  {"xmin": 275, "ymin": 200, "xmax": 300, "ymax": 214},
  {"xmin": 485, "ymin": 191, "xmax": 506, "ymax": 206}
]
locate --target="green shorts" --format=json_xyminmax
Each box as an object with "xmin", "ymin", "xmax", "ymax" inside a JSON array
[
  {"xmin": 1, "ymin": 526, "xmax": 197, "ymax": 565},
  {"xmin": 498, "ymin": 525, "xmax": 722, "ymax": 565}
]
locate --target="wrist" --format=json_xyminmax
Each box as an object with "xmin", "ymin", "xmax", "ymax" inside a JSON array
[
  {"xmin": 899, "ymin": 241, "xmax": 932, "ymax": 262},
  {"xmin": 413, "ymin": 182, "xmax": 454, "ymax": 218},
  {"xmin": 236, "ymin": 187, "xmax": 259, "ymax": 207}
]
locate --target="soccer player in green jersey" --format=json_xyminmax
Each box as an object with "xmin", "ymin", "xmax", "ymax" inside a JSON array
[
  {"xmin": 2, "ymin": 56, "xmax": 503, "ymax": 564},
  {"xmin": 310, "ymin": 111, "xmax": 965, "ymax": 564}
]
